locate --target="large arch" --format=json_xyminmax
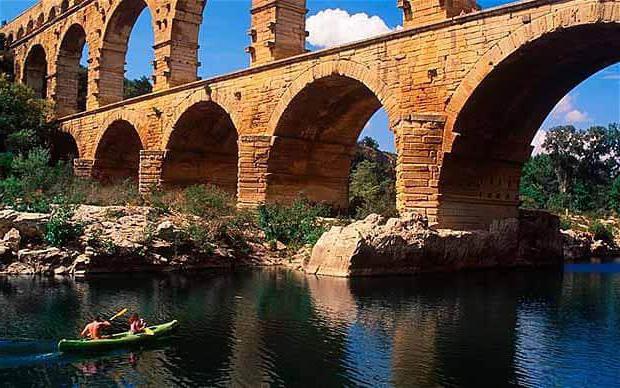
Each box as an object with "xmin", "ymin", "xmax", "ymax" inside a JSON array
[
  {"xmin": 266, "ymin": 72, "xmax": 391, "ymax": 209},
  {"xmin": 98, "ymin": 0, "xmax": 156, "ymax": 106},
  {"xmin": 56, "ymin": 23, "xmax": 88, "ymax": 116},
  {"xmin": 23, "ymin": 44, "xmax": 48, "ymax": 98},
  {"xmin": 439, "ymin": 5, "xmax": 620, "ymax": 229},
  {"xmin": 93, "ymin": 120, "xmax": 144, "ymax": 182},
  {"xmin": 161, "ymin": 100, "xmax": 239, "ymax": 195}
]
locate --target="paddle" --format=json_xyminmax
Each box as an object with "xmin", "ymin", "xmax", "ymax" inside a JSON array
[
  {"xmin": 143, "ymin": 327, "xmax": 155, "ymax": 336},
  {"xmin": 108, "ymin": 308, "xmax": 128, "ymax": 322}
]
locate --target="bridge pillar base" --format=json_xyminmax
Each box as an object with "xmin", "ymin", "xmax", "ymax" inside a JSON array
[
  {"xmin": 139, "ymin": 150, "xmax": 166, "ymax": 194},
  {"xmin": 237, "ymin": 135, "xmax": 271, "ymax": 208},
  {"xmin": 73, "ymin": 158, "xmax": 95, "ymax": 178},
  {"xmin": 394, "ymin": 115, "xmax": 445, "ymax": 225}
]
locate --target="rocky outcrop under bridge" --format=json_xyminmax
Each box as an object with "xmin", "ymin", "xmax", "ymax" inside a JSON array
[{"xmin": 305, "ymin": 210, "xmax": 565, "ymax": 277}]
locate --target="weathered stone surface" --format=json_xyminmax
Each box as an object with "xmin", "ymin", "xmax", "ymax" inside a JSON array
[
  {"xmin": 305, "ymin": 210, "xmax": 563, "ymax": 277},
  {"xmin": 3, "ymin": 228, "xmax": 21, "ymax": 253},
  {"xmin": 0, "ymin": 210, "xmax": 48, "ymax": 239},
  {"xmin": 4, "ymin": 262, "xmax": 35, "ymax": 275}
]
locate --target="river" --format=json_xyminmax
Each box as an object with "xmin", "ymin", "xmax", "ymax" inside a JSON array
[{"xmin": 1, "ymin": 264, "xmax": 619, "ymax": 387}]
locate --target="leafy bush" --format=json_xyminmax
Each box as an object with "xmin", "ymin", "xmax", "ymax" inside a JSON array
[
  {"xmin": 177, "ymin": 185, "xmax": 235, "ymax": 218},
  {"xmin": 45, "ymin": 205, "xmax": 83, "ymax": 247},
  {"xmin": 589, "ymin": 221, "xmax": 614, "ymax": 243},
  {"xmin": 257, "ymin": 199, "xmax": 329, "ymax": 248}
]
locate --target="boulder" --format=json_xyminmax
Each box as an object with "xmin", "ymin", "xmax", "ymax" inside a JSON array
[
  {"xmin": 305, "ymin": 210, "xmax": 563, "ymax": 277},
  {"xmin": 155, "ymin": 221, "xmax": 180, "ymax": 241},
  {"xmin": 0, "ymin": 209, "xmax": 49, "ymax": 239},
  {"xmin": 3, "ymin": 262, "xmax": 35, "ymax": 275},
  {"xmin": 562, "ymin": 229, "xmax": 593, "ymax": 260},
  {"xmin": 17, "ymin": 248, "xmax": 72, "ymax": 273},
  {"xmin": 3, "ymin": 228, "xmax": 21, "ymax": 252}
]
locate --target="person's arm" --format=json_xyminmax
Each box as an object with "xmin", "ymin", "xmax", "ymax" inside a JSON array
[
  {"xmin": 80, "ymin": 325, "xmax": 89, "ymax": 338},
  {"xmin": 102, "ymin": 321, "xmax": 111, "ymax": 327}
]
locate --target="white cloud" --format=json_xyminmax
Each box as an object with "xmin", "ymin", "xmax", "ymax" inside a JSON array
[
  {"xmin": 550, "ymin": 94, "xmax": 589, "ymax": 124},
  {"xmin": 531, "ymin": 129, "xmax": 547, "ymax": 156},
  {"xmin": 565, "ymin": 109, "xmax": 588, "ymax": 123},
  {"xmin": 602, "ymin": 73, "xmax": 620, "ymax": 80},
  {"xmin": 306, "ymin": 9, "xmax": 393, "ymax": 49}
]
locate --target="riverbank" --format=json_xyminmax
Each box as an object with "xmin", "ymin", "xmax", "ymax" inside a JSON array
[
  {"xmin": 0, "ymin": 205, "xmax": 294, "ymax": 275},
  {"xmin": 0, "ymin": 204, "xmax": 617, "ymax": 277}
]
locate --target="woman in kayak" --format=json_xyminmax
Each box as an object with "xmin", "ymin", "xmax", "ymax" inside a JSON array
[
  {"xmin": 80, "ymin": 317, "xmax": 111, "ymax": 340},
  {"xmin": 129, "ymin": 314, "xmax": 147, "ymax": 334}
]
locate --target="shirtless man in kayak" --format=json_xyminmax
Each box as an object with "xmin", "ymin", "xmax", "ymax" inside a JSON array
[{"xmin": 80, "ymin": 317, "xmax": 111, "ymax": 340}]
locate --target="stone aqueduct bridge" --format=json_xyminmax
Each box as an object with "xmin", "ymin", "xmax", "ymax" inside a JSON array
[{"xmin": 1, "ymin": 0, "xmax": 619, "ymax": 229}]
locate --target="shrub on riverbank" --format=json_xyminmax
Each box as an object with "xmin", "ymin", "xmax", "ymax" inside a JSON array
[
  {"xmin": 257, "ymin": 199, "xmax": 330, "ymax": 248},
  {"xmin": 45, "ymin": 205, "xmax": 83, "ymax": 247}
]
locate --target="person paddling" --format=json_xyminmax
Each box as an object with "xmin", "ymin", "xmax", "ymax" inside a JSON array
[
  {"xmin": 80, "ymin": 317, "xmax": 111, "ymax": 340},
  {"xmin": 128, "ymin": 314, "xmax": 147, "ymax": 334}
]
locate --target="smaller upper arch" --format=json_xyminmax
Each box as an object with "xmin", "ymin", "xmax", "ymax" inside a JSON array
[
  {"xmin": 26, "ymin": 20, "xmax": 34, "ymax": 33},
  {"xmin": 60, "ymin": 0, "xmax": 70, "ymax": 12},
  {"xmin": 37, "ymin": 13, "xmax": 45, "ymax": 27},
  {"xmin": 6, "ymin": 33, "xmax": 14, "ymax": 44},
  {"xmin": 16, "ymin": 27, "xmax": 24, "ymax": 40},
  {"xmin": 48, "ymin": 7, "xmax": 57, "ymax": 22}
]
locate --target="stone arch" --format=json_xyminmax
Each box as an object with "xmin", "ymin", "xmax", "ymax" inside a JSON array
[
  {"xmin": 93, "ymin": 118, "xmax": 145, "ymax": 182},
  {"xmin": 36, "ymin": 13, "xmax": 45, "ymax": 27},
  {"xmin": 265, "ymin": 61, "xmax": 398, "ymax": 209},
  {"xmin": 97, "ymin": 0, "xmax": 157, "ymax": 106},
  {"xmin": 160, "ymin": 99, "xmax": 239, "ymax": 194},
  {"xmin": 26, "ymin": 20, "xmax": 34, "ymax": 33},
  {"xmin": 443, "ymin": 1, "xmax": 620, "ymax": 150},
  {"xmin": 161, "ymin": 88, "xmax": 241, "ymax": 148},
  {"xmin": 94, "ymin": 110, "xmax": 150, "ymax": 155},
  {"xmin": 23, "ymin": 44, "xmax": 48, "ymax": 98},
  {"xmin": 56, "ymin": 23, "xmax": 90, "ymax": 116},
  {"xmin": 16, "ymin": 27, "xmax": 24, "ymax": 40},
  {"xmin": 60, "ymin": 0, "xmax": 69, "ymax": 12},
  {"xmin": 48, "ymin": 7, "xmax": 57, "ymax": 22},
  {"xmin": 438, "ymin": 1, "xmax": 620, "ymax": 229},
  {"xmin": 267, "ymin": 60, "xmax": 399, "ymax": 134},
  {"xmin": 7, "ymin": 33, "xmax": 14, "ymax": 45}
]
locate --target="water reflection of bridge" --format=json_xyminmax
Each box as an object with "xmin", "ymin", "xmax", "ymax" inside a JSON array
[{"xmin": 4, "ymin": 269, "xmax": 620, "ymax": 385}]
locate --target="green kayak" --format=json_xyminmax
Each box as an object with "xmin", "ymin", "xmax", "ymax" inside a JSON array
[{"xmin": 58, "ymin": 320, "xmax": 179, "ymax": 352}]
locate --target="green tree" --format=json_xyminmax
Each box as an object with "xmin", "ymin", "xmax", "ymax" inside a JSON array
[
  {"xmin": 519, "ymin": 154, "xmax": 557, "ymax": 208},
  {"xmin": 0, "ymin": 74, "xmax": 52, "ymax": 154},
  {"xmin": 522, "ymin": 123, "xmax": 619, "ymax": 213},
  {"xmin": 124, "ymin": 76, "xmax": 153, "ymax": 99}
]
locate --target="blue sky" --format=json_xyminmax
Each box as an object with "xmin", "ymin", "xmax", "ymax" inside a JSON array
[{"xmin": 2, "ymin": 0, "xmax": 619, "ymax": 152}]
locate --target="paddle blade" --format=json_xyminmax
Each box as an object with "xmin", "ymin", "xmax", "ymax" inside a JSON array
[
  {"xmin": 144, "ymin": 327, "xmax": 155, "ymax": 336},
  {"xmin": 109, "ymin": 308, "xmax": 128, "ymax": 321}
]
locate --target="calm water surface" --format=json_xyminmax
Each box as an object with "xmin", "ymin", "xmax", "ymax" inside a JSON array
[{"xmin": 1, "ymin": 265, "xmax": 619, "ymax": 387}]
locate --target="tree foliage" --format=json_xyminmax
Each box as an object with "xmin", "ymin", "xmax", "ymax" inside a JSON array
[
  {"xmin": 0, "ymin": 74, "xmax": 53, "ymax": 154},
  {"xmin": 124, "ymin": 76, "xmax": 153, "ymax": 99},
  {"xmin": 349, "ymin": 138, "xmax": 397, "ymax": 219},
  {"xmin": 520, "ymin": 124, "xmax": 619, "ymax": 214}
]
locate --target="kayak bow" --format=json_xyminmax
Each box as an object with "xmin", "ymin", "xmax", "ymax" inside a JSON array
[{"xmin": 58, "ymin": 320, "xmax": 178, "ymax": 352}]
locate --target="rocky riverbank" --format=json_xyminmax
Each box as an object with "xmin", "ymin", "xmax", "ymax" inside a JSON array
[
  {"xmin": 0, "ymin": 206, "xmax": 617, "ymax": 277},
  {"xmin": 0, "ymin": 205, "xmax": 288, "ymax": 276}
]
